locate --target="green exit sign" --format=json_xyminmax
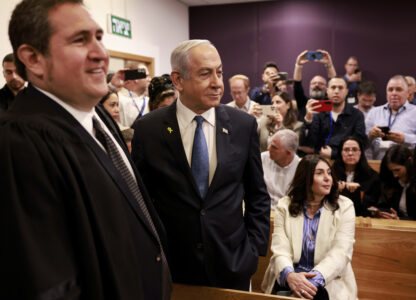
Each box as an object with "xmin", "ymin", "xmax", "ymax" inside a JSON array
[{"xmin": 108, "ymin": 15, "xmax": 131, "ymax": 38}]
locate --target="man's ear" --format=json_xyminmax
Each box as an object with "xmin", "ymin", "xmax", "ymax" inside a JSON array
[
  {"xmin": 17, "ymin": 44, "xmax": 46, "ymax": 78},
  {"xmin": 171, "ymin": 71, "xmax": 184, "ymax": 92}
]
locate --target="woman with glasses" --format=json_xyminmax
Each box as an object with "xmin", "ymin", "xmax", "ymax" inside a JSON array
[
  {"xmin": 332, "ymin": 136, "xmax": 380, "ymax": 216},
  {"xmin": 262, "ymin": 155, "xmax": 357, "ymax": 300}
]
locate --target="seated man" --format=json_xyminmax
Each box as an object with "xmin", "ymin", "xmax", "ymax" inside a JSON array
[
  {"xmin": 354, "ymin": 80, "xmax": 377, "ymax": 119},
  {"xmin": 366, "ymin": 75, "xmax": 416, "ymax": 159},
  {"xmin": 0, "ymin": 53, "xmax": 25, "ymax": 112},
  {"xmin": 293, "ymin": 49, "xmax": 336, "ymax": 120},
  {"xmin": 227, "ymin": 74, "xmax": 256, "ymax": 113},
  {"xmin": 261, "ymin": 129, "xmax": 300, "ymax": 209},
  {"xmin": 249, "ymin": 61, "xmax": 279, "ymax": 105},
  {"xmin": 302, "ymin": 76, "xmax": 367, "ymax": 159}
]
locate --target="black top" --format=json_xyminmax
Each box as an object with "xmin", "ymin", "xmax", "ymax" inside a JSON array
[
  {"xmin": 0, "ymin": 84, "xmax": 16, "ymax": 112},
  {"xmin": 333, "ymin": 163, "xmax": 381, "ymax": 217}
]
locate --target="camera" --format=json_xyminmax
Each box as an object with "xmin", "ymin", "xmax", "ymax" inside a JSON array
[{"xmin": 278, "ymin": 72, "xmax": 288, "ymax": 80}]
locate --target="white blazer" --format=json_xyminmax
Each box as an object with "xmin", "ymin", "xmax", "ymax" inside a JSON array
[{"xmin": 261, "ymin": 195, "xmax": 357, "ymax": 300}]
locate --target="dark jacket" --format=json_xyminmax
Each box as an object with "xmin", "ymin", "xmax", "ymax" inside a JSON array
[{"xmin": 302, "ymin": 103, "xmax": 367, "ymax": 159}]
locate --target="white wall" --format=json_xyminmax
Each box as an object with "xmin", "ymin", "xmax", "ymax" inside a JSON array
[{"xmin": 0, "ymin": 0, "xmax": 189, "ymax": 86}]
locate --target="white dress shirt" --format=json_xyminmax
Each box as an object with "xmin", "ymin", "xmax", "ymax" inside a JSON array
[
  {"xmin": 226, "ymin": 97, "xmax": 256, "ymax": 113},
  {"xmin": 118, "ymin": 87, "xmax": 149, "ymax": 127},
  {"xmin": 176, "ymin": 98, "xmax": 217, "ymax": 184},
  {"xmin": 34, "ymin": 85, "xmax": 136, "ymax": 181},
  {"xmin": 261, "ymin": 151, "xmax": 300, "ymax": 209}
]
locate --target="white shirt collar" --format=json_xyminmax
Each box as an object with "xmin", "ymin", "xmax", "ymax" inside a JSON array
[
  {"xmin": 176, "ymin": 97, "xmax": 216, "ymax": 128},
  {"xmin": 33, "ymin": 85, "xmax": 95, "ymax": 135}
]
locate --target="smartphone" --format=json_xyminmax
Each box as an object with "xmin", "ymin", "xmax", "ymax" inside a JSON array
[
  {"xmin": 354, "ymin": 68, "xmax": 361, "ymax": 74},
  {"xmin": 305, "ymin": 51, "xmax": 323, "ymax": 61},
  {"xmin": 261, "ymin": 105, "xmax": 275, "ymax": 116},
  {"xmin": 124, "ymin": 69, "xmax": 147, "ymax": 80},
  {"xmin": 278, "ymin": 72, "xmax": 288, "ymax": 81},
  {"xmin": 312, "ymin": 100, "xmax": 332, "ymax": 112},
  {"xmin": 378, "ymin": 126, "xmax": 390, "ymax": 134}
]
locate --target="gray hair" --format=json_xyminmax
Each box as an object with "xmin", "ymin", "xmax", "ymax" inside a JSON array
[
  {"xmin": 170, "ymin": 39, "xmax": 213, "ymax": 79},
  {"xmin": 271, "ymin": 129, "xmax": 299, "ymax": 153},
  {"xmin": 388, "ymin": 75, "xmax": 409, "ymax": 89}
]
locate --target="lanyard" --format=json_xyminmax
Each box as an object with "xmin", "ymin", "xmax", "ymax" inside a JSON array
[
  {"xmin": 388, "ymin": 107, "xmax": 401, "ymax": 128},
  {"xmin": 128, "ymin": 90, "xmax": 146, "ymax": 117},
  {"xmin": 325, "ymin": 112, "xmax": 334, "ymax": 145}
]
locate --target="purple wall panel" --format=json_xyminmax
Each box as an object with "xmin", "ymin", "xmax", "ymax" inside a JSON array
[{"xmin": 190, "ymin": 0, "xmax": 416, "ymax": 104}]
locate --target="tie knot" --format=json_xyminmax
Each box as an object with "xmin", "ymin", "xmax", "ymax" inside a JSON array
[{"xmin": 194, "ymin": 115, "xmax": 204, "ymax": 126}]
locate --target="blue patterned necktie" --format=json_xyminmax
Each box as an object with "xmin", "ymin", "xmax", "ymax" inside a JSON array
[{"xmin": 191, "ymin": 116, "xmax": 209, "ymax": 197}]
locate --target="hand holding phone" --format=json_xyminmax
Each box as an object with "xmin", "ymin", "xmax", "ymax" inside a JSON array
[
  {"xmin": 378, "ymin": 126, "xmax": 390, "ymax": 140},
  {"xmin": 312, "ymin": 100, "xmax": 332, "ymax": 112},
  {"xmin": 261, "ymin": 105, "xmax": 275, "ymax": 116},
  {"xmin": 306, "ymin": 51, "xmax": 323, "ymax": 61},
  {"xmin": 278, "ymin": 72, "xmax": 288, "ymax": 81}
]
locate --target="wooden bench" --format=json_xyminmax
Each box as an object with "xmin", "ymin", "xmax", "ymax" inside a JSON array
[
  {"xmin": 352, "ymin": 225, "xmax": 416, "ymax": 299},
  {"xmin": 171, "ymin": 283, "xmax": 297, "ymax": 299}
]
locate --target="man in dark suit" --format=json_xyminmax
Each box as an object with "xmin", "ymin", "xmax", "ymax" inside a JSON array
[
  {"xmin": 0, "ymin": 0, "xmax": 171, "ymax": 299},
  {"xmin": 132, "ymin": 40, "xmax": 270, "ymax": 291}
]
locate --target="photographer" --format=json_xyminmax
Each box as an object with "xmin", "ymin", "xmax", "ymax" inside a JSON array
[
  {"xmin": 293, "ymin": 50, "xmax": 336, "ymax": 120},
  {"xmin": 249, "ymin": 61, "xmax": 280, "ymax": 105}
]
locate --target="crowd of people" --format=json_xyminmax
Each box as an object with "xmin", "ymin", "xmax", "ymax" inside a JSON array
[{"xmin": 0, "ymin": 0, "xmax": 415, "ymax": 299}]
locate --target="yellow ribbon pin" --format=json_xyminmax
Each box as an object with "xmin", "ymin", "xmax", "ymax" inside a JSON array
[{"xmin": 167, "ymin": 127, "xmax": 173, "ymax": 134}]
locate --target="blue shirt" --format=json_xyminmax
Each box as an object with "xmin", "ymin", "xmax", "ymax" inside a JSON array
[
  {"xmin": 365, "ymin": 102, "xmax": 416, "ymax": 159},
  {"xmin": 279, "ymin": 205, "xmax": 326, "ymax": 288}
]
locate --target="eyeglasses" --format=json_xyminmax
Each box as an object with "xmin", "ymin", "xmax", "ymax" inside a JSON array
[{"xmin": 342, "ymin": 147, "xmax": 360, "ymax": 153}]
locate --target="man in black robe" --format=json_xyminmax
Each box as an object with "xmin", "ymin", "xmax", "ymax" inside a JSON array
[
  {"xmin": 0, "ymin": 0, "xmax": 171, "ymax": 299},
  {"xmin": 0, "ymin": 53, "xmax": 25, "ymax": 112}
]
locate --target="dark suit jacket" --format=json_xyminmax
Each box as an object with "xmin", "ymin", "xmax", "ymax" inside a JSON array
[
  {"xmin": 131, "ymin": 102, "xmax": 270, "ymax": 290},
  {"xmin": 0, "ymin": 84, "xmax": 171, "ymax": 299},
  {"xmin": 302, "ymin": 103, "xmax": 368, "ymax": 159}
]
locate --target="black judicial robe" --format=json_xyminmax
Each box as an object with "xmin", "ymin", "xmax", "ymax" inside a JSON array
[{"xmin": 0, "ymin": 84, "xmax": 171, "ymax": 299}]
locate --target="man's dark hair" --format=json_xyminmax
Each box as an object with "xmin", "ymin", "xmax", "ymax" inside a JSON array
[
  {"xmin": 263, "ymin": 61, "xmax": 279, "ymax": 72},
  {"xmin": 8, "ymin": 0, "xmax": 83, "ymax": 80},
  {"xmin": 2, "ymin": 53, "xmax": 14, "ymax": 66},
  {"xmin": 357, "ymin": 81, "xmax": 377, "ymax": 95},
  {"xmin": 328, "ymin": 75, "xmax": 348, "ymax": 87}
]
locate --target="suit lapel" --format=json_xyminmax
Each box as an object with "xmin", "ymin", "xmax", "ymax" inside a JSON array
[
  {"xmin": 162, "ymin": 103, "xmax": 202, "ymax": 198},
  {"xmin": 291, "ymin": 213, "xmax": 304, "ymax": 262},
  {"xmin": 76, "ymin": 119, "xmax": 159, "ymax": 242},
  {"xmin": 207, "ymin": 105, "xmax": 235, "ymax": 196}
]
